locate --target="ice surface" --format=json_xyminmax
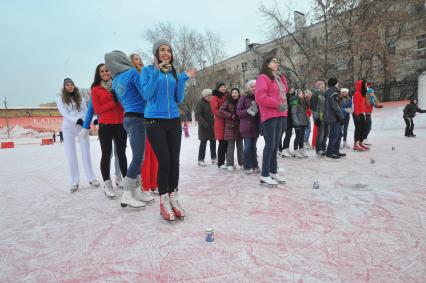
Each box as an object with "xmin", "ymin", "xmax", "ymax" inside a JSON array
[{"xmin": 0, "ymin": 105, "xmax": 425, "ymax": 282}]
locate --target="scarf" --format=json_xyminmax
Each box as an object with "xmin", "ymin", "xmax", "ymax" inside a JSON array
[
  {"xmin": 274, "ymin": 74, "xmax": 287, "ymax": 103},
  {"xmin": 100, "ymin": 79, "xmax": 118, "ymax": 103},
  {"xmin": 100, "ymin": 79, "xmax": 112, "ymax": 92}
]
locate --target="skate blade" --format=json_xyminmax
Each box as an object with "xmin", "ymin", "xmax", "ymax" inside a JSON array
[{"xmin": 260, "ymin": 181, "xmax": 278, "ymax": 187}]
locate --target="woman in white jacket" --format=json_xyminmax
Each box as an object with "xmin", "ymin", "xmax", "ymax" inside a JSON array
[{"xmin": 56, "ymin": 78, "xmax": 100, "ymax": 192}]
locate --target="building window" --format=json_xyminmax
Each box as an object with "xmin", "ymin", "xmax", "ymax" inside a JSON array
[{"xmin": 417, "ymin": 34, "xmax": 426, "ymax": 50}]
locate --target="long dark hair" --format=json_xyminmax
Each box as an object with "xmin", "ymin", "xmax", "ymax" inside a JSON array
[
  {"xmin": 155, "ymin": 49, "xmax": 178, "ymax": 85},
  {"xmin": 227, "ymin": 88, "xmax": 240, "ymax": 104},
  {"xmin": 91, "ymin": 63, "xmax": 105, "ymax": 89},
  {"xmin": 61, "ymin": 86, "xmax": 82, "ymax": 111},
  {"xmin": 259, "ymin": 57, "xmax": 276, "ymax": 79}
]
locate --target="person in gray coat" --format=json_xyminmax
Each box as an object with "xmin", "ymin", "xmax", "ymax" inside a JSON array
[
  {"xmin": 310, "ymin": 81, "xmax": 327, "ymax": 155},
  {"xmin": 195, "ymin": 89, "xmax": 216, "ymax": 166},
  {"xmin": 290, "ymin": 89, "xmax": 309, "ymax": 158}
]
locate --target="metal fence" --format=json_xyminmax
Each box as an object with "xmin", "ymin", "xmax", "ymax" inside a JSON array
[{"xmin": 370, "ymin": 80, "xmax": 418, "ymax": 102}]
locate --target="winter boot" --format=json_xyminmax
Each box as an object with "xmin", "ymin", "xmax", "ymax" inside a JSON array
[
  {"xmin": 104, "ymin": 180, "xmax": 116, "ymax": 198},
  {"xmin": 160, "ymin": 194, "xmax": 175, "ymax": 221},
  {"xmin": 359, "ymin": 142, "xmax": 370, "ymax": 150},
  {"xmin": 89, "ymin": 180, "xmax": 100, "ymax": 187},
  {"xmin": 226, "ymin": 166, "xmax": 234, "ymax": 171},
  {"xmin": 353, "ymin": 142, "xmax": 365, "ymax": 151},
  {"xmin": 70, "ymin": 184, "xmax": 79, "ymax": 193},
  {"xmin": 134, "ymin": 187, "xmax": 154, "ymax": 202},
  {"xmin": 270, "ymin": 173, "xmax": 286, "ymax": 184},
  {"xmin": 281, "ymin": 148, "xmax": 293, "ymax": 157},
  {"xmin": 300, "ymin": 148, "xmax": 308, "ymax": 158},
  {"xmin": 260, "ymin": 176, "xmax": 278, "ymax": 186},
  {"xmin": 169, "ymin": 189, "xmax": 185, "ymax": 219},
  {"xmin": 114, "ymin": 175, "xmax": 124, "ymax": 188},
  {"xmin": 293, "ymin": 149, "xmax": 304, "ymax": 158},
  {"xmin": 120, "ymin": 177, "xmax": 146, "ymax": 208}
]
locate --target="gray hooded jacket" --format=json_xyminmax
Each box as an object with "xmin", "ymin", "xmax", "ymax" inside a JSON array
[{"xmin": 104, "ymin": 51, "xmax": 133, "ymax": 78}]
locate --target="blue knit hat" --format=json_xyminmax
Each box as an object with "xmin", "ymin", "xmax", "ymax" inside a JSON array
[{"xmin": 367, "ymin": 88, "xmax": 374, "ymax": 94}]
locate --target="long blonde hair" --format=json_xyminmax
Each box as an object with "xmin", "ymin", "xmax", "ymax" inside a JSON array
[{"xmin": 130, "ymin": 53, "xmax": 143, "ymax": 73}]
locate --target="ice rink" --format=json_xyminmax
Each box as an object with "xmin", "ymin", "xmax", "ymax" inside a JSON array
[{"xmin": 1, "ymin": 104, "xmax": 426, "ymax": 282}]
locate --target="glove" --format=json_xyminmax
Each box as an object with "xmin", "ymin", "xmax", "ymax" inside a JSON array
[
  {"xmin": 93, "ymin": 119, "xmax": 99, "ymax": 126},
  {"xmin": 231, "ymin": 114, "xmax": 236, "ymax": 120},
  {"xmin": 76, "ymin": 119, "xmax": 83, "ymax": 126},
  {"xmin": 345, "ymin": 107, "xmax": 352, "ymax": 114},
  {"xmin": 376, "ymin": 104, "xmax": 383, "ymax": 109},
  {"xmin": 339, "ymin": 118, "xmax": 345, "ymax": 125},
  {"xmin": 78, "ymin": 128, "xmax": 89, "ymax": 139},
  {"xmin": 247, "ymin": 108, "xmax": 256, "ymax": 116},
  {"xmin": 278, "ymin": 103, "xmax": 287, "ymax": 112},
  {"xmin": 251, "ymin": 101, "xmax": 258, "ymax": 113},
  {"xmin": 314, "ymin": 118, "xmax": 321, "ymax": 127}
]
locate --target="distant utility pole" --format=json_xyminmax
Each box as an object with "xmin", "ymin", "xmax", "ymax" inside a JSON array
[{"xmin": 3, "ymin": 97, "xmax": 10, "ymax": 138}]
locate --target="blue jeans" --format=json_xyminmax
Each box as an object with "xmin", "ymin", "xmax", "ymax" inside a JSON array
[
  {"xmin": 123, "ymin": 116, "xmax": 146, "ymax": 180},
  {"xmin": 304, "ymin": 119, "xmax": 311, "ymax": 143},
  {"xmin": 243, "ymin": 137, "xmax": 258, "ymax": 170},
  {"xmin": 326, "ymin": 121, "xmax": 340, "ymax": 155},
  {"xmin": 343, "ymin": 115, "xmax": 350, "ymax": 142},
  {"xmin": 261, "ymin": 117, "xmax": 285, "ymax": 177}
]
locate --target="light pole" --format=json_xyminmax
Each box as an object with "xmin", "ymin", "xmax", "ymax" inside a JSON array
[
  {"xmin": 3, "ymin": 97, "xmax": 10, "ymax": 138},
  {"xmin": 241, "ymin": 62, "xmax": 248, "ymax": 91}
]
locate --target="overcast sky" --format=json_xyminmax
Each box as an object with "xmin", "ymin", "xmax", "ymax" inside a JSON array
[{"xmin": 0, "ymin": 0, "xmax": 311, "ymax": 107}]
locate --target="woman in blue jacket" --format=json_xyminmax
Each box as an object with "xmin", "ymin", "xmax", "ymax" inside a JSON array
[
  {"xmin": 141, "ymin": 40, "xmax": 196, "ymax": 221},
  {"xmin": 105, "ymin": 51, "xmax": 154, "ymax": 209}
]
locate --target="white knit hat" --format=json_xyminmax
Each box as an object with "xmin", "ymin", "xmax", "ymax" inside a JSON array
[
  {"xmin": 341, "ymin": 88, "xmax": 349, "ymax": 93},
  {"xmin": 202, "ymin": 89, "xmax": 212, "ymax": 97},
  {"xmin": 246, "ymin": 80, "xmax": 256, "ymax": 90}
]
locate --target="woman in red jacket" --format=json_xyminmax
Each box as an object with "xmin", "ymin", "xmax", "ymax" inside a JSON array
[
  {"xmin": 352, "ymin": 80, "xmax": 369, "ymax": 151},
  {"xmin": 91, "ymin": 63, "xmax": 127, "ymax": 197},
  {"xmin": 211, "ymin": 81, "xmax": 228, "ymax": 168}
]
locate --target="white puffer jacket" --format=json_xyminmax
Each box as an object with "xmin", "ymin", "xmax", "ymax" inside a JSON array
[{"xmin": 57, "ymin": 95, "xmax": 87, "ymax": 129}]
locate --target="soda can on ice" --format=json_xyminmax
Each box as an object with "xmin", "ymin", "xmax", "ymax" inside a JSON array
[{"xmin": 205, "ymin": 228, "xmax": 214, "ymax": 242}]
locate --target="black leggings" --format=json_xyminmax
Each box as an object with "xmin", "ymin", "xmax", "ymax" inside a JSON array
[
  {"xmin": 198, "ymin": 140, "xmax": 217, "ymax": 161},
  {"xmin": 294, "ymin": 126, "xmax": 306, "ymax": 150},
  {"xmin": 217, "ymin": 140, "xmax": 228, "ymax": 167},
  {"xmin": 146, "ymin": 118, "xmax": 181, "ymax": 196},
  {"xmin": 98, "ymin": 124, "xmax": 127, "ymax": 181}
]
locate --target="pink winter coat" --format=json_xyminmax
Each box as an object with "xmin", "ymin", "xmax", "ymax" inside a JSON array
[{"xmin": 255, "ymin": 74, "xmax": 288, "ymax": 123}]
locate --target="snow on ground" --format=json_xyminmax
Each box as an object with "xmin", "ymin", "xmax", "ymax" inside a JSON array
[{"xmin": 0, "ymin": 106, "xmax": 426, "ymax": 282}]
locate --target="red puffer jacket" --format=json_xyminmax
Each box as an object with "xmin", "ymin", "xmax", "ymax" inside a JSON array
[
  {"xmin": 353, "ymin": 80, "xmax": 366, "ymax": 115},
  {"xmin": 91, "ymin": 85, "xmax": 124, "ymax": 124},
  {"xmin": 210, "ymin": 90, "xmax": 227, "ymax": 140}
]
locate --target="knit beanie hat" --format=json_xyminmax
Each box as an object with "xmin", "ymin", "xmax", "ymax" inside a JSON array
[
  {"xmin": 152, "ymin": 39, "xmax": 172, "ymax": 55},
  {"xmin": 215, "ymin": 81, "xmax": 226, "ymax": 90},
  {"xmin": 105, "ymin": 50, "xmax": 133, "ymax": 78},
  {"xmin": 246, "ymin": 80, "xmax": 256, "ymax": 90},
  {"xmin": 202, "ymin": 89, "xmax": 212, "ymax": 97},
  {"xmin": 367, "ymin": 88, "xmax": 374, "ymax": 94},
  {"xmin": 63, "ymin": 78, "xmax": 74, "ymax": 86},
  {"xmin": 341, "ymin": 88, "xmax": 349, "ymax": 93}
]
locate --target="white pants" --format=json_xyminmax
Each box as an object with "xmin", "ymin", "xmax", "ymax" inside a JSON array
[{"xmin": 62, "ymin": 125, "xmax": 97, "ymax": 186}]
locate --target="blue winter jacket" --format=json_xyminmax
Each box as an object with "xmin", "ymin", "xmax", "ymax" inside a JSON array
[
  {"xmin": 340, "ymin": 96, "xmax": 352, "ymax": 118},
  {"xmin": 82, "ymin": 100, "xmax": 94, "ymax": 129},
  {"xmin": 141, "ymin": 65, "xmax": 189, "ymax": 119},
  {"xmin": 112, "ymin": 68, "xmax": 145, "ymax": 114}
]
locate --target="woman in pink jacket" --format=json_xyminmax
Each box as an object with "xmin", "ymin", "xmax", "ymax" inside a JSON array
[{"xmin": 255, "ymin": 57, "xmax": 288, "ymax": 186}]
